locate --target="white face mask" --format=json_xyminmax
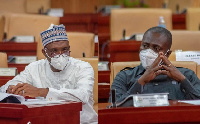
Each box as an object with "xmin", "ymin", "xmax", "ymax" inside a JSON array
[
  {"xmin": 50, "ymin": 55, "xmax": 69, "ymax": 70},
  {"xmin": 139, "ymin": 49, "xmax": 158, "ymax": 69}
]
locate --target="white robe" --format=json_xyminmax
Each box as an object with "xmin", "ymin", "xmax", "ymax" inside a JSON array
[{"xmin": 0, "ymin": 57, "xmax": 98, "ymax": 124}]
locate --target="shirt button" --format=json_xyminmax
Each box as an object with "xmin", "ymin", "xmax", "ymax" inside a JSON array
[
  {"xmin": 154, "ymin": 83, "xmax": 158, "ymax": 86},
  {"xmin": 49, "ymin": 98, "xmax": 52, "ymax": 101},
  {"xmin": 182, "ymin": 89, "xmax": 186, "ymax": 93}
]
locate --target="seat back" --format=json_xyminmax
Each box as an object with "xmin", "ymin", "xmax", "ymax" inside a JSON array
[
  {"xmin": 67, "ymin": 32, "xmax": 95, "ymax": 58},
  {"xmin": 197, "ymin": 65, "xmax": 200, "ymax": 80},
  {"xmin": 26, "ymin": 0, "xmax": 51, "ymax": 14},
  {"xmin": 78, "ymin": 58, "xmax": 98, "ymax": 113},
  {"xmin": 110, "ymin": 8, "xmax": 172, "ymax": 41},
  {"xmin": 110, "ymin": 61, "xmax": 198, "ymax": 87},
  {"xmin": 171, "ymin": 30, "xmax": 200, "ymax": 51},
  {"xmin": 37, "ymin": 38, "xmax": 46, "ymax": 60},
  {"xmin": 169, "ymin": 30, "xmax": 200, "ymax": 62},
  {"xmin": 186, "ymin": 8, "xmax": 200, "ymax": 31},
  {"xmin": 6, "ymin": 13, "xmax": 59, "ymax": 42},
  {"xmin": 0, "ymin": 52, "xmax": 8, "ymax": 68},
  {"xmin": 0, "ymin": 0, "xmax": 26, "ymax": 13},
  {"xmin": 0, "ymin": 15, "xmax": 5, "ymax": 41}
]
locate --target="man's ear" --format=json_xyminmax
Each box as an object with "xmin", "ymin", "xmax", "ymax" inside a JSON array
[{"xmin": 42, "ymin": 49, "xmax": 47, "ymax": 58}]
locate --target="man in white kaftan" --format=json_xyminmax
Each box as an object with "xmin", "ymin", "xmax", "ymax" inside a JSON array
[{"xmin": 0, "ymin": 24, "xmax": 98, "ymax": 124}]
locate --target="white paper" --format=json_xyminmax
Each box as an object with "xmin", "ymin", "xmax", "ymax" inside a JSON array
[
  {"xmin": 178, "ymin": 100, "xmax": 200, "ymax": 105},
  {"xmin": 0, "ymin": 92, "xmax": 25, "ymax": 102},
  {"xmin": 47, "ymin": 8, "xmax": 64, "ymax": 17},
  {"xmin": 22, "ymin": 99, "xmax": 65, "ymax": 105}
]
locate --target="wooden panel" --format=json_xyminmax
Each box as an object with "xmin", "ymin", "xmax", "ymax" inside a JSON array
[
  {"xmin": 97, "ymin": 0, "xmax": 115, "ymax": 8},
  {"xmin": 0, "ymin": 76, "xmax": 14, "ymax": 87},
  {"xmin": 60, "ymin": 14, "xmax": 98, "ymax": 34},
  {"xmin": 0, "ymin": 102, "xmax": 82, "ymax": 124},
  {"xmin": 51, "ymin": 0, "xmax": 98, "ymax": 13},
  {"xmin": 98, "ymin": 70, "xmax": 110, "ymax": 83},
  {"xmin": 98, "ymin": 70, "xmax": 110, "ymax": 102},
  {"xmin": 0, "ymin": 42, "xmax": 37, "ymax": 56},
  {"xmin": 98, "ymin": 84, "xmax": 110, "ymax": 103},
  {"xmin": 8, "ymin": 64, "xmax": 28, "ymax": 73},
  {"xmin": 172, "ymin": 13, "xmax": 186, "ymax": 29},
  {"xmin": 109, "ymin": 40, "xmax": 141, "ymax": 63}
]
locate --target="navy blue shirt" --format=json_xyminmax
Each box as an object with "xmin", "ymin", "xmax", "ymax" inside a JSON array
[{"xmin": 109, "ymin": 64, "xmax": 200, "ymax": 103}]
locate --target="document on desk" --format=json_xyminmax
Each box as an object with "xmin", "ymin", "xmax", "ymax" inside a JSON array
[
  {"xmin": 0, "ymin": 92, "xmax": 25, "ymax": 103},
  {"xmin": 178, "ymin": 100, "xmax": 200, "ymax": 105},
  {"xmin": 22, "ymin": 99, "xmax": 65, "ymax": 105}
]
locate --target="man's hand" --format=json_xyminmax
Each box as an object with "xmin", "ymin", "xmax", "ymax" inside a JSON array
[
  {"xmin": 159, "ymin": 55, "xmax": 186, "ymax": 82},
  {"xmin": 6, "ymin": 83, "xmax": 49, "ymax": 98},
  {"xmin": 6, "ymin": 83, "xmax": 24, "ymax": 95},
  {"xmin": 138, "ymin": 52, "xmax": 164, "ymax": 85},
  {"xmin": 138, "ymin": 52, "xmax": 186, "ymax": 86}
]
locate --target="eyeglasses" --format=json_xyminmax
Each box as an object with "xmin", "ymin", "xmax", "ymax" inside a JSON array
[{"xmin": 45, "ymin": 47, "xmax": 70, "ymax": 58}]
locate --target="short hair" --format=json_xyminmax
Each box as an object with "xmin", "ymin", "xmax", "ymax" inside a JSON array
[{"xmin": 143, "ymin": 26, "xmax": 172, "ymax": 48}]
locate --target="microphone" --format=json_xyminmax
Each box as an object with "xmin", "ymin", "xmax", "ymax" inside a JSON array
[
  {"xmin": 176, "ymin": 4, "xmax": 179, "ymax": 14},
  {"xmin": 122, "ymin": 29, "xmax": 126, "ymax": 40},
  {"xmin": 82, "ymin": 52, "xmax": 85, "ymax": 57},
  {"xmin": 111, "ymin": 89, "xmax": 117, "ymax": 108}
]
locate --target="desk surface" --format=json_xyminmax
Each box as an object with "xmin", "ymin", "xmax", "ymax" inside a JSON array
[
  {"xmin": 0, "ymin": 102, "xmax": 82, "ymax": 124},
  {"xmin": 98, "ymin": 101, "xmax": 200, "ymax": 124}
]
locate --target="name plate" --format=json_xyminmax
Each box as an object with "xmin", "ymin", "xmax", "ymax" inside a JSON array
[
  {"xmin": 0, "ymin": 68, "xmax": 17, "ymax": 76},
  {"xmin": 14, "ymin": 56, "xmax": 37, "ymax": 64},
  {"xmin": 133, "ymin": 93, "xmax": 169, "ymax": 107},
  {"xmin": 176, "ymin": 50, "xmax": 200, "ymax": 65},
  {"xmin": 135, "ymin": 34, "xmax": 144, "ymax": 41},
  {"xmin": 14, "ymin": 35, "xmax": 35, "ymax": 43},
  {"xmin": 98, "ymin": 61, "xmax": 109, "ymax": 71}
]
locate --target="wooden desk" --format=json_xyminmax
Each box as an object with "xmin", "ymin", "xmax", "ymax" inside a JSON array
[
  {"xmin": 172, "ymin": 13, "xmax": 186, "ymax": 30},
  {"xmin": 98, "ymin": 70, "xmax": 110, "ymax": 102},
  {"xmin": 0, "ymin": 102, "xmax": 82, "ymax": 124},
  {"xmin": 0, "ymin": 42, "xmax": 37, "ymax": 56},
  {"xmin": 0, "ymin": 42, "xmax": 98, "ymax": 57},
  {"xmin": 99, "ymin": 101, "xmax": 200, "ymax": 124},
  {"xmin": 8, "ymin": 63, "xmax": 28, "ymax": 73},
  {"xmin": 109, "ymin": 40, "xmax": 141, "ymax": 63},
  {"xmin": 60, "ymin": 14, "xmax": 98, "ymax": 34},
  {"xmin": 0, "ymin": 76, "xmax": 14, "ymax": 87}
]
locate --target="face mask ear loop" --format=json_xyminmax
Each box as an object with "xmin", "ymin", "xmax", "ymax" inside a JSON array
[{"xmin": 44, "ymin": 48, "xmax": 52, "ymax": 59}]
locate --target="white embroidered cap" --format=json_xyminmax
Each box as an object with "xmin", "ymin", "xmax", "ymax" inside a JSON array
[{"xmin": 40, "ymin": 24, "xmax": 68, "ymax": 47}]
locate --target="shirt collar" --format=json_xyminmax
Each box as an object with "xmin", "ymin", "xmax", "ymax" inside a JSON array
[{"xmin": 136, "ymin": 63, "xmax": 146, "ymax": 76}]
